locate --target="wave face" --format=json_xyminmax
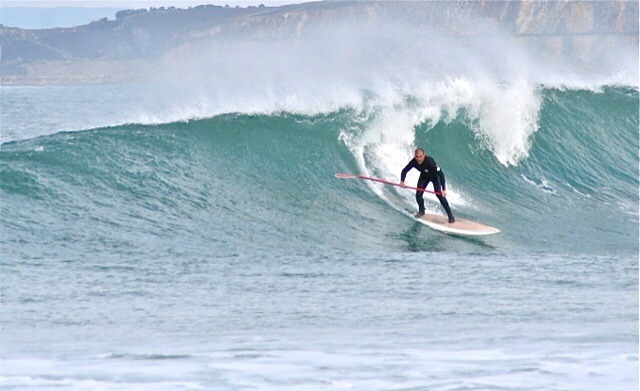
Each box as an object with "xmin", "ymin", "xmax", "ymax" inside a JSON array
[{"xmin": 2, "ymin": 87, "xmax": 637, "ymax": 259}]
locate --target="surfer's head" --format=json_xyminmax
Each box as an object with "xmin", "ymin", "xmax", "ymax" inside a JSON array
[{"xmin": 414, "ymin": 148, "xmax": 425, "ymax": 164}]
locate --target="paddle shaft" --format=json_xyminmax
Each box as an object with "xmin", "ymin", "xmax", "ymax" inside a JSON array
[{"xmin": 341, "ymin": 174, "xmax": 442, "ymax": 195}]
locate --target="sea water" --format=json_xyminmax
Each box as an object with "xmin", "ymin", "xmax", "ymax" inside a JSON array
[{"xmin": 1, "ymin": 19, "xmax": 638, "ymax": 391}]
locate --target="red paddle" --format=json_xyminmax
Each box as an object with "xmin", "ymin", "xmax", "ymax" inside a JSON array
[{"xmin": 335, "ymin": 173, "xmax": 442, "ymax": 195}]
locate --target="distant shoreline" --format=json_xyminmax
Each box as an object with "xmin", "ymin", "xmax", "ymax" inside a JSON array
[{"xmin": 1, "ymin": 74, "xmax": 133, "ymax": 86}]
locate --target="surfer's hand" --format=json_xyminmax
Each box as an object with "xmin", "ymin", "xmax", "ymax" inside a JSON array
[
  {"xmin": 400, "ymin": 181, "xmax": 406, "ymax": 188},
  {"xmin": 441, "ymin": 190, "xmax": 447, "ymax": 198}
]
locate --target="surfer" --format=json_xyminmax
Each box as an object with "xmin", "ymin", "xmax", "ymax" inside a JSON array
[{"xmin": 400, "ymin": 148, "xmax": 455, "ymax": 223}]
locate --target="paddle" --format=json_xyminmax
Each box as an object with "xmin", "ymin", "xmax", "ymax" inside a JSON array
[{"xmin": 335, "ymin": 173, "xmax": 442, "ymax": 195}]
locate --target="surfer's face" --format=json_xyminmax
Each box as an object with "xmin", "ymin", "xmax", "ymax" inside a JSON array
[{"xmin": 415, "ymin": 151, "xmax": 425, "ymax": 164}]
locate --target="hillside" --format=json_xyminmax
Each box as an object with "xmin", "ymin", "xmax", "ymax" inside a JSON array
[{"xmin": 1, "ymin": 1, "xmax": 637, "ymax": 85}]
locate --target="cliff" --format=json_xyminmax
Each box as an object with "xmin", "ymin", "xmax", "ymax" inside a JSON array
[{"xmin": 1, "ymin": 1, "xmax": 637, "ymax": 85}]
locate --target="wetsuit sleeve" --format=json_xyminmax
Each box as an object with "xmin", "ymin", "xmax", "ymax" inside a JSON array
[{"xmin": 400, "ymin": 160, "xmax": 415, "ymax": 182}]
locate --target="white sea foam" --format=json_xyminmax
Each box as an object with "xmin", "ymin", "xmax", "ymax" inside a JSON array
[{"xmin": 2, "ymin": 342, "xmax": 636, "ymax": 390}]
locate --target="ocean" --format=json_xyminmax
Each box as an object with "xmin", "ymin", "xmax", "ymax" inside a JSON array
[{"xmin": 1, "ymin": 19, "xmax": 639, "ymax": 391}]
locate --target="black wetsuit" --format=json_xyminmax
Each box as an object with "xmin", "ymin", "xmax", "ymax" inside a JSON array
[{"xmin": 400, "ymin": 155, "xmax": 455, "ymax": 221}]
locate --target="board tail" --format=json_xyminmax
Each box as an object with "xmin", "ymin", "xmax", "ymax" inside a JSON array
[{"xmin": 335, "ymin": 173, "xmax": 441, "ymax": 195}]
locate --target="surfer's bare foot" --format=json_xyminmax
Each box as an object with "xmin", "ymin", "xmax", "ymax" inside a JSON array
[{"xmin": 414, "ymin": 211, "xmax": 425, "ymax": 218}]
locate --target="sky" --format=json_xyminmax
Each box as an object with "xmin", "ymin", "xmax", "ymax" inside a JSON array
[{"xmin": 2, "ymin": 1, "xmax": 305, "ymax": 8}]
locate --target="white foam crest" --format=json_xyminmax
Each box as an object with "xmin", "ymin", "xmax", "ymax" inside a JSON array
[
  {"xmin": 459, "ymin": 78, "xmax": 541, "ymax": 166},
  {"xmin": 162, "ymin": 32, "xmax": 544, "ymax": 168},
  {"xmin": 116, "ymin": 82, "xmax": 368, "ymax": 126}
]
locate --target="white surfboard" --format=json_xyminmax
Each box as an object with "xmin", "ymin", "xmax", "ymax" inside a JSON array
[{"xmin": 408, "ymin": 211, "xmax": 500, "ymax": 236}]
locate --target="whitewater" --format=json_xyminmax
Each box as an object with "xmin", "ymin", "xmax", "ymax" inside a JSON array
[{"xmin": 1, "ymin": 9, "xmax": 638, "ymax": 391}]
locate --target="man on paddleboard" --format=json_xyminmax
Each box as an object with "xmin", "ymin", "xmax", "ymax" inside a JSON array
[{"xmin": 400, "ymin": 148, "xmax": 455, "ymax": 223}]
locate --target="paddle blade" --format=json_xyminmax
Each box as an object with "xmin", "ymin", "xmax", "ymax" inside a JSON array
[{"xmin": 335, "ymin": 173, "xmax": 360, "ymax": 179}]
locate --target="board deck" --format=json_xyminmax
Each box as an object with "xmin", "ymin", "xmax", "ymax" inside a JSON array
[{"xmin": 411, "ymin": 212, "xmax": 500, "ymax": 236}]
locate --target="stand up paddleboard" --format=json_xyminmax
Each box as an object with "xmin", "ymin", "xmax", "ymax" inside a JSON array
[
  {"xmin": 336, "ymin": 173, "xmax": 500, "ymax": 237},
  {"xmin": 407, "ymin": 211, "xmax": 500, "ymax": 236}
]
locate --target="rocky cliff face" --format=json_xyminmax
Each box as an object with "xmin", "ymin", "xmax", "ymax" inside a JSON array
[
  {"xmin": 189, "ymin": 1, "xmax": 637, "ymax": 38},
  {"xmin": 1, "ymin": 1, "xmax": 637, "ymax": 85}
]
